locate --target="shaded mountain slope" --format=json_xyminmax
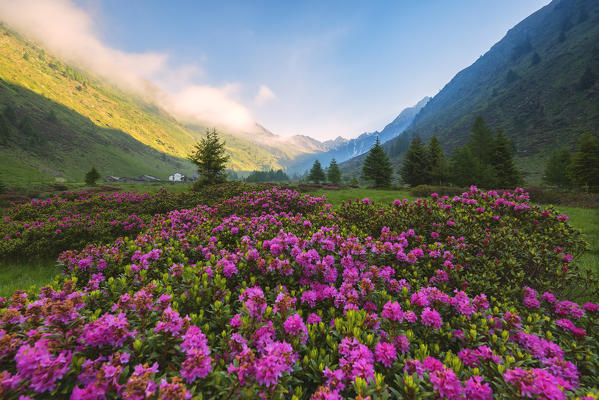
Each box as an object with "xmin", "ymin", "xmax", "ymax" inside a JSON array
[{"xmin": 379, "ymin": 0, "xmax": 599, "ymax": 183}]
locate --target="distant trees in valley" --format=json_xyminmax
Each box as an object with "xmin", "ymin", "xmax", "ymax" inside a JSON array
[
  {"xmin": 245, "ymin": 169, "xmax": 289, "ymax": 183},
  {"xmin": 400, "ymin": 117, "xmax": 522, "ymax": 189}
]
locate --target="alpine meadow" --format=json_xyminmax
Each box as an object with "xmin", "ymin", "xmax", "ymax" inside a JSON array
[{"xmin": 0, "ymin": 1, "xmax": 598, "ymax": 399}]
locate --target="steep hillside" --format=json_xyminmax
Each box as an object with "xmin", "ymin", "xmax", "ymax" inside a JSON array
[
  {"xmin": 0, "ymin": 78, "xmax": 194, "ymax": 185},
  {"xmin": 380, "ymin": 0, "xmax": 599, "ymax": 183},
  {"xmin": 0, "ymin": 24, "xmax": 324, "ymax": 183},
  {"xmin": 287, "ymin": 97, "xmax": 429, "ymax": 174}
]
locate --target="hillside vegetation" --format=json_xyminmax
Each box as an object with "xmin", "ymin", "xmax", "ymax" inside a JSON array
[
  {"xmin": 355, "ymin": 0, "xmax": 599, "ymax": 183},
  {"xmin": 0, "ymin": 25, "xmax": 312, "ymax": 183}
]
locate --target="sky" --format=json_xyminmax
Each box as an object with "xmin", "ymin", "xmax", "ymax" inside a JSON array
[{"xmin": 1, "ymin": 0, "xmax": 551, "ymax": 140}]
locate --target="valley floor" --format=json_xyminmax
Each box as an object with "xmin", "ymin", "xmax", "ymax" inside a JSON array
[{"xmin": 0, "ymin": 187, "xmax": 597, "ymax": 297}]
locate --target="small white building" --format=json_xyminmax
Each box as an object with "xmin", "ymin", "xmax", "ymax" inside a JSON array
[{"xmin": 169, "ymin": 172, "xmax": 185, "ymax": 182}]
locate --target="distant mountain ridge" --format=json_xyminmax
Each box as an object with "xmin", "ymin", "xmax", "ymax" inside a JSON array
[
  {"xmin": 287, "ymin": 96, "xmax": 430, "ymax": 174},
  {"xmin": 0, "ymin": 23, "xmax": 347, "ymax": 183},
  {"xmin": 365, "ymin": 0, "xmax": 599, "ymax": 183}
]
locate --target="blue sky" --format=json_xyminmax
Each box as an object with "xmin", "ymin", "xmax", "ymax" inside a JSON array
[{"xmin": 80, "ymin": 0, "xmax": 550, "ymax": 140}]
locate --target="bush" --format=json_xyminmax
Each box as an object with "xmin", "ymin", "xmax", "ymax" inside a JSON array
[
  {"xmin": 410, "ymin": 185, "xmax": 468, "ymax": 198},
  {"xmin": 519, "ymin": 186, "xmax": 598, "ymax": 208},
  {"xmin": 0, "ymin": 187, "xmax": 596, "ymax": 398}
]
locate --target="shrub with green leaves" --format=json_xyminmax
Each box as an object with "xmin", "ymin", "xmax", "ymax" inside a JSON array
[{"xmin": 0, "ymin": 186, "xmax": 597, "ymax": 399}]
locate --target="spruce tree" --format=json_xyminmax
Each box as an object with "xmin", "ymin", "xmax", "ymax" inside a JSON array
[
  {"xmin": 449, "ymin": 146, "xmax": 496, "ymax": 188},
  {"xmin": 569, "ymin": 132, "xmax": 599, "ymax": 192},
  {"xmin": 308, "ymin": 160, "xmax": 326, "ymax": 184},
  {"xmin": 450, "ymin": 146, "xmax": 478, "ymax": 187},
  {"xmin": 469, "ymin": 117, "xmax": 494, "ymax": 164},
  {"xmin": 85, "ymin": 166, "xmax": 100, "ymax": 186},
  {"xmin": 543, "ymin": 148, "xmax": 572, "ymax": 189},
  {"xmin": 362, "ymin": 137, "xmax": 393, "ymax": 188},
  {"xmin": 400, "ymin": 137, "xmax": 429, "ymax": 187},
  {"xmin": 427, "ymin": 136, "xmax": 448, "ymax": 185},
  {"xmin": 187, "ymin": 129, "xmax": 230, "ymax": 185},
  {"xmin": 327, "ymin": 159, "xmax": 342, "ymax": 185},
  {"xmin": 489, "ymin": 130, "xmax": 522, "ymax": 188}
]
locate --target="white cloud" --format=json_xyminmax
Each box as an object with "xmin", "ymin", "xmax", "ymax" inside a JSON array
[
  {"xmin": 253, "ymin": 85, "xmax": 276, "ymax": 107},
  {"xmin": 0, "ymin": 0, "xmax": 258, "ymax": 132},
  {"xmin": 159, "ymin": 85, "xmax": 255, "ymax": 133}
]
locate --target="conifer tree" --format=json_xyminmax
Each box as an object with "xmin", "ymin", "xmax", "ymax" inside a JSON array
[
  {"xmin": 187, "ymin": 129, "xmax": 230, "ymax": 185},
  {"xmin": 569, "ymin": 132, "xmax": 599, "ymax": 192},
  {"xmin": 450, "ymin": 146, "xmax": 478, "ymax": 187},
  {"xmin": 449, "ymin": 146, "xmax": 496, "ymax": 188},
  {"xmin": 489, "ymin": 130, "xmax": 522, "ymax": 188},
  {"xmin": 362, "ymin": 137, "xmax": 393, "ymax": 188},
  {"xmin": 85, "ymin": 166, "xmax": 100, "ymax": 186},
  {"xmin": 400, "ymin": 137, "xmax": 429, "ymax": 187},
  {"xmin": 427, "ymin": 136, "xmax": 448, "ymax": 185},
  {"xmin": 543, "ymin": 148, "xmax": 572, "ymax": 189},
  {"xmin": 308, "ymin": 160, "xmax": 326, "ymax": 184},
  {"xmin": 469, "ymin": 117, "xmax": 494, "ymax": 164},
  {"xmin": 327, "ymin": 159, "xmax": 342, "ymax": 185}
]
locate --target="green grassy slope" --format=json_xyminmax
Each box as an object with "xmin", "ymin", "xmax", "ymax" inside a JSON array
[
  {"xmin": 380, "ymin": 0, "xmax": 599, "ymax": 183},
  {"xmin": 0, "ymin": 24, "xmax": 306, "ymax": 183},
  {"xmin": 0, "ymin": 78, "xmax": 195, "ymax": 185}
]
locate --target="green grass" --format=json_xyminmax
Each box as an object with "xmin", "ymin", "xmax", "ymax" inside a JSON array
[
  {"xmin": 0, "ymin": 24, "xmax": 314, "ymax": 182},
  {"xmin": 313, "ymin": 188, "xmax": 416, "ymax": 206},
  {"xmin": 0, "ymin": 259, "xmax": 61, "ymax": 298},
  {"xmin": 554, "ymin": 205, "xmax": 599, "ymax": 274},
  {"xmin": 0, "ymin": 187, "xmax": 596, "ymax": 298}
]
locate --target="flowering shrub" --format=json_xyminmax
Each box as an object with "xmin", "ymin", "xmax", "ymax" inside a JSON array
[
  {"xmin": 0, "ymin": 183, "xmax": 286, "ymax": 259},
  {"xmin": 0, "ymin": 186, "xmax": 597, "ymax": 399}
]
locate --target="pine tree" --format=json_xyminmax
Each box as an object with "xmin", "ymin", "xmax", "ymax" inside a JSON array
[
  {"xmin": 469, "ymin": 117, "xmax": 494, "ymax": 164},
  {"xmin": 449, "ymin": 146, "xmax": 496, "ymax": 188},
  {"xmin": 85, "ymin": 166, "xmax": 100, "ymax": 186},
  {"xmin": 362, "ymin": 137, "xmax": 393, "ymax": 188},
  {"xmin": 327, "ymin": 159, "xmax": 342, "ymax": 185},
  {"xmin": 569, "ymin": 132, "xmax": 599, "ymax": 192},
  {"xmin": 427, "ymin": 136, "xmax": 448, "ymax": 185},
  {"xmin": 187, "ymin": 129, "xmax": 230, "ymax": 186},
  {"xmin": 543, "ymin": 148, "xmax": 572, "ymax": 189},
  {"xmin": 400, "ymin": 137, "xmax": 429, "ymax": 187},
  {"xmin": 489, "ymin": 130, "xmax": 522, "ymax": 188},
  {"xmin": 450, "ymin": 146, "xmax": 478, "ymax": 187},
  {"xmin": 308, "ymin": 160, "xmax": 326, "ymax": 184}
]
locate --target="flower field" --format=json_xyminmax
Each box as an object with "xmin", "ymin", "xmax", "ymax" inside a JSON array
[{"xmin": 0, "ymin": 185, "xmax": 598, "ymax": 399}]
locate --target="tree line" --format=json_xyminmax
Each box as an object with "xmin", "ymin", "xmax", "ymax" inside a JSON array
[
  {"xmin": 186, "ymin": 124, "xmax": 598, "ymax": 192},
  {"xmin": 305, "ymin": 116, "xmax": 598, "ymax": 192},
  {"xmin": 543, "ymin": 132, "xmax": 599, "ymax": 192},
  {"xmin": 399, "ymin": 117, "xmax": 522, "ymax": 189}
]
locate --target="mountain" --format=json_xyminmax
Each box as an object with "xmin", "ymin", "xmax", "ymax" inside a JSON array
[
  {"xmin": 287, "ymin": 97, "xmax": 430, "ymax": 174},
  {"xmin": 373, "ymin": 0, "xmax": 599, "ymax": 183},
  {"xmin": 0, "ymin": 24, "xmax": 328, "ymax": 185}
]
